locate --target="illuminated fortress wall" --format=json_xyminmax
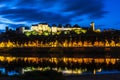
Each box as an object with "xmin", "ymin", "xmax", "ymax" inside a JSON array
[{"xmin": 18, "ymin": 23, "xmax": 96, "ymax": 35}]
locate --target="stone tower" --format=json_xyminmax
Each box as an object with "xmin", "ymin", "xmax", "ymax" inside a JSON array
[{"xmin": 90, "ymin": 22, "xmax": 95, "ymax": 31}]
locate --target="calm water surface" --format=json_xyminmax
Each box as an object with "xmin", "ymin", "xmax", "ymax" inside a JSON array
[{"xmin": 0, "ymin": 56, "xmax": 120, "ymax": 76}]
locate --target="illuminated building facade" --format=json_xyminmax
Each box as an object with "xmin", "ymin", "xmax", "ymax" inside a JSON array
[
  {"xmin": 17, "ymin": 22, "xmax": 100, "ymax": 35},
  {"xmin": 51, "ymin": 25, "xmax": 57, "ymax": 33},
  {"xmin": 31, "ymin": 23, "xmax": 51, "ymax": 32}
]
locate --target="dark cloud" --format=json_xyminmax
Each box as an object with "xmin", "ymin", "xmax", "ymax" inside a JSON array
[
  {"xmin": 15, "ymin": 0, "xmax": 58, "ymax": 9},
  {"xmin": 0, "ymin": 8, "xmax": 71, "ymax": 24},
  {"xmin": 16, "ymin": 0, "xmax": 38, "ymax": 7},
  {"xmin": 61, "ymin": 0, "xmax": 107, "ymax": 18},
  {"xmin": 0, "ymin": 0, "xmax": 107, "ymax": 28},
  {"xmin": 0, "ymin": 0, "xmax": 10, "ymax": 2}
]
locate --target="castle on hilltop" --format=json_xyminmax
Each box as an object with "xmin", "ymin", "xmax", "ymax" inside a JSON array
[{"xmin": 6, "ymin": 22, "xmax": 101, "ymax": 36}]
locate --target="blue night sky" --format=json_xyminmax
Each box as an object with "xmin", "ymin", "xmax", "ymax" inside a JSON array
[{"xmin": 0, "ymin": 0, "xmax": 120, "ymax": 30}]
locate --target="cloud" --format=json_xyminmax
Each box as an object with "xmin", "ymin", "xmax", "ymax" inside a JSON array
[
  {"xmin": 0, "ymin": 17, "xmax": 26, "ymax": 24},
  {"xmin": 0, "ymin": 8, "xmax": 71, "ymax": 24},
  {"xmin": 0, "ymin": 0, "xmax": 107, "ymax": 29},
  {"xmin": 0, "ymin": 24, "xmax": 8, "ymax": 30},
  {"xmin": 61, "ymin": 0, "xmax": 107, "ymax": 19}
]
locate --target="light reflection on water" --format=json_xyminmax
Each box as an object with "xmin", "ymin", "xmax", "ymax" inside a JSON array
[
  {"xmin": 0, "ymin": 56, "xmax": 120, "ymax": 76},
  {"xmin": 0, "ymin": 68, "xmax": 19, "ymax": 76},
  {"xmin": 0, "ymin": 56, "xmax": 119, "ymax": 64},
  {"xmin": 1, "ymin": 67, "xmax": 120, "ymax": 76},
  {"xmin": 0, "ymin": 68, "xmax": 5, "ymax": 74}
]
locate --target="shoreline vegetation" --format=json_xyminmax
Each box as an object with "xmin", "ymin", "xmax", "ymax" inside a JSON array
[
  {"xmin": 0, "ymin": 26, "xmax": 120, "ymax": 49},
  {"xmin": 0, "ymin": 25, "xmax": 119, "ymax": 58}
]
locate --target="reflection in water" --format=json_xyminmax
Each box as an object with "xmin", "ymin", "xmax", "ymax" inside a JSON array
[
  {"xmin": 0, "ymin": 56, "xmax": 120, "ymax": 75},
  {"xmin": 0, "ymin": 56, "xmax": 119, "ymax": 64}
]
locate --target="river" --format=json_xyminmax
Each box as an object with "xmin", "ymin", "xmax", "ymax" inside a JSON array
[{"xmin": 0, "ymin": 55, "xmax": 120, "ymax": 76}]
